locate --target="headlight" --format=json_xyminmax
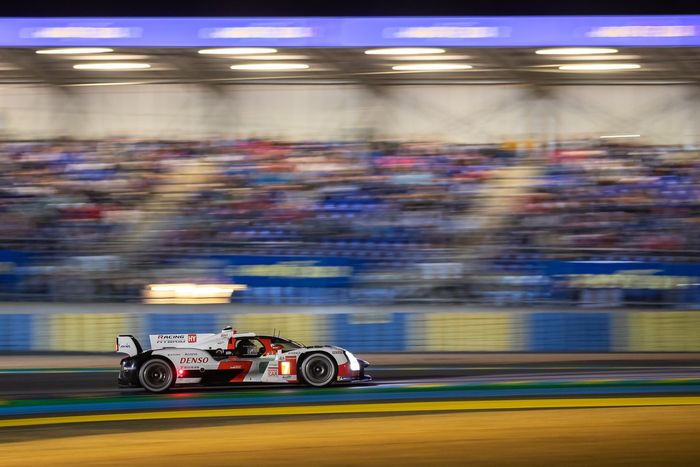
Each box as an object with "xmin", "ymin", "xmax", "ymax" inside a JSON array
[{"xmin": 346, "ymin": 352, "xmax": 360, "ymax": 372}]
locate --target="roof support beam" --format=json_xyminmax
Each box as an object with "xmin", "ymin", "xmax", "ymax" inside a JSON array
[
  {"xmin": 313, "ymin": 49, "xmax": 389, "ymax": 96},
  {"xmin": 0, "ymin": 49, "xmax": 65, "ymax": 86}
]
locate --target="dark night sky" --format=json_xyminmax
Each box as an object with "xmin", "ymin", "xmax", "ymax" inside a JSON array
[{"xmin": 0, "ymin": 0, "xmax": 698, "ymax": 17}]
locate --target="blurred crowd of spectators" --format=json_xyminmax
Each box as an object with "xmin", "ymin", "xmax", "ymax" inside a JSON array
[
  {"xmin": 0, "ymin": 140, "xmax": 171, "ymax": 251},
  {"xmin": 504, "ymin": 143, "xmax": 700, "ymax": 258},
  {"xmin": 163, "ymin": 140, "xmax": 514, "ymax": 257},
  {"xmin": 4, "ymin": 138, "xmax": 700, "ymax": 306},
  {"xmin": 0, "ymin": 139, "xmax": 516, "ymax": 302},
  {"xmin": 483, "ymin": 142, "xmax": 700, "ymax": 308}
]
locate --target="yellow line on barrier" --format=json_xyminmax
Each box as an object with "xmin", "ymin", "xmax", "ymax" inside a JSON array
[{"xmin": 2, "ymin": 396, "xmax": 700, "ymax": 428}]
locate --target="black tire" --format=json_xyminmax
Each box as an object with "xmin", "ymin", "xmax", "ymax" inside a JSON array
[
  {"xmin": 300, "ymin": 353, "xmax": 337, "ymax": 387},
  {"xmin": 138, "ymin": 358, "xmax": 174, "ymax": 393}
]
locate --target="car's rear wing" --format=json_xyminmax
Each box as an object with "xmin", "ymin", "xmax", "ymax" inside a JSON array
[
  {"xmin": 147, "ymin": 329, "xmax": 253, "ymax": 350},
  {"xmin": 116, "ymin": 335, "xmax": 143, "ymax": 357}
]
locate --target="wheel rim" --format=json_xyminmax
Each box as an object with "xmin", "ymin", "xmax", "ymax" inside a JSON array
[
  {"xmin": 304, "ymin": 356, "xmax": 333, "ymax": 385},
  {"xmin": 143, "ymin": 361, "xmax": 172, "ymax": 390}
]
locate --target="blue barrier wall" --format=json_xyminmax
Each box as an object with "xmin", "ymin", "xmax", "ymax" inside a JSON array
[
  {"xmin": 6, "ymin": 307, "xmax": 700, "ymax": 353},
  {"xmin": 0, "ymin": 314, "xmax": 32, "ymax": 351},
  {"xmin": 528, "ymin": 312, "xmax": 611, "ymax": 352},
  {"xmin": 330, "ymin": 313, "xmax": 406, "ymax": 352}
]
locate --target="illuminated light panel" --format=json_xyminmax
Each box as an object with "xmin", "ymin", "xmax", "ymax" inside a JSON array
[
  {"xmin": 384, "ymin": 54, "xmax": 470, "ymax": 61},
  {"xmin": 229, "ymin": 54, "xmax": 309, "ymax": 60},
  {"xmin": 365, "ymin": 47, "xmax": 445, "ymax": 55},
  {"xmin": 203, "ymin": 27, "xmax": 312, "ymax": 39},
  {"xmin": 143, "ymin": 283, "xmax": 247, "ymax": 305},
  {"xmin": 63, "ymin": 81, "xmax": 155, "ymax": 87},
  {"xmin": 30, "ymin": 27, "xmax": 133, "ymax": 39},
  {"xmin": 548, "ymin": 54, "xmax": 640, "ymax": 61},
  {"xmin": 198, "ymin": 47, "xmax": 277, "ymax": 55},
  {"xmin": 588, "ymin": 25, "xmax": 695, "ymax": 38},
  {"xmin": 600, "ymin": 134, "xmax": 641, "ymax": 139},
  {"xmin": 393, "ymin": 26, "xmax": 500, "ymax": 39},
  {"xmin": 392, "ymin": 63, "xmax": 472, "ymax": 71},
  {"xmin": 36, "ymin": 47, "xmax": 114, "ymax": 55},
  {"xmin": 73, "ymin": 63, "xmax": 152, "ymax": 70},
  {"xmin": 66, "ymin": 54, "xmax": 149, "ymax": 60},
  {"xmin": 535, "ymin": 47, "xmax": 619, "ymax": 55},
  {"xmin": 558, "ymin": 63, "xmax": 641, "ymax": 71},
  {"xmin": 230, "ymin": 63, "xmax": 310, "ymax": 71}
]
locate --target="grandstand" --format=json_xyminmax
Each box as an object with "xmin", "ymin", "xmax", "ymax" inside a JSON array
[
  {"xmin": 3, "ymin": 138, "xmax": 700, "ymax": 307},
  {"xmin": 0, "ymin": 16, "xmax": 700, "ymax": 307}
]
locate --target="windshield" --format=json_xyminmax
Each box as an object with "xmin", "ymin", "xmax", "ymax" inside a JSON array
[{"xmin": 270, "ymin": 336, "xmax": 304, "ymax": 351}]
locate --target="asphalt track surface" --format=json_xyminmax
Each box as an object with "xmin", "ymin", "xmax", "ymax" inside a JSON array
[
  {"xmin": 2, "ymin": 362, "xmax": 700, "ymax": 420},
  {"xmin": 2, "ymin": 362, "xmax": 700, "ymax": 465},
  {"xmin": 3, "ymin": 360, "xmax": 700, "ymax": 398}
]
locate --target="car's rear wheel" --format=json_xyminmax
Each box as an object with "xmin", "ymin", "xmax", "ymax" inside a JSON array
[
  {"xmin": 300, "ymin": 353, "xmax": 337, "ymax": 387},
  {"xmin": 139, "ymin": 359, "xmax": 174, "ymax": 393}
]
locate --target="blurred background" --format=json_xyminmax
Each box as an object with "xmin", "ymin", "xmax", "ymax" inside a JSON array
[
  {"xmin": 0, "ymin": 16, "xmax": 700, "ymax": 351},
  {"xmin": 3, "ymin": 15, "xmax": 700, "ymax": 466}
]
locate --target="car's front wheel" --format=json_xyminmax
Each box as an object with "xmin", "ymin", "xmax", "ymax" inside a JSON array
[
  {"xmin": 138, "ymin": 358, "xmax": 174, "ymax": 393},
  {"xmin": 300, "ymin": 353, "xmax": 337, "ymax": 387}
]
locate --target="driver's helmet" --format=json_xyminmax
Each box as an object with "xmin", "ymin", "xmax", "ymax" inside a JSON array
[{"xmin": 236, "ymin": 338, "xmax": 256, "ymax": 355}]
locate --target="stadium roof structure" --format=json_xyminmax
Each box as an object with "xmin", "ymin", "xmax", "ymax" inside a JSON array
[{"xmin": 0, "ymin": 16, "xmax": 699, "ymax": 85}]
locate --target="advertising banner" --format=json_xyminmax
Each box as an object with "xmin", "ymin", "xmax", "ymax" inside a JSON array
[{"xmin": 543, "ymin": 261, "xmax": 700, "ymax": 290}]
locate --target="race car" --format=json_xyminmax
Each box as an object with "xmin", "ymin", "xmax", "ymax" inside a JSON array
[{"xmin": 116, "ymin": 326, "xmax": 370, "ymax": 393}]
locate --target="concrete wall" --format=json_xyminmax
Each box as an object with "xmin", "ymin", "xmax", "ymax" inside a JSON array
[{"xmin": 0, "ymin": 84, "xmax": 697, "ymax": 144}]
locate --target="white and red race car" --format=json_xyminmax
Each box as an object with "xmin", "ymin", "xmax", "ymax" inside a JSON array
[{"xmin": 117, "ymin": 326, "xmax": 370, "ymax": 393}]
